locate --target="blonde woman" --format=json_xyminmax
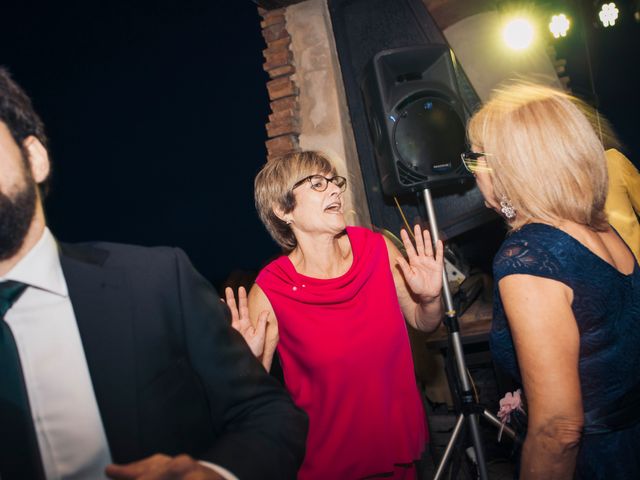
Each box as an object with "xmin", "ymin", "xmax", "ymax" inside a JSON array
[
  {"xmin": 463, "ymin": 83, "xmax": 640, "ymax": 479},
  {"xmin": 227, "ymin": 151, "xmax": 444, "ymax": 479}
]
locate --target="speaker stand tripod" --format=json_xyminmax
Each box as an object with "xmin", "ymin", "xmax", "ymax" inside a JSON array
[{"xmin": 420, "ymin": 188, "xmax": 518, "ymax": 480}]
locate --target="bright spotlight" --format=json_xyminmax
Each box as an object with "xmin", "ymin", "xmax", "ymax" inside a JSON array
[
  {"xmin": 549, "ymin": 14, "xmax": 570, "ymax": 38},
  {"xmin": 599, "ymin": 2, "xmax": 619, "ymax": 27},
  {"xmin": 503, "ymin": 18, "xmax": 535, "ymax": 50}
]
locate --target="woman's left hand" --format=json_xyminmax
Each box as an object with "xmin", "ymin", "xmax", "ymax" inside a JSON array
[{"xmin": 396, "ymin": 224, "xmax": 444, "ymax": 303}]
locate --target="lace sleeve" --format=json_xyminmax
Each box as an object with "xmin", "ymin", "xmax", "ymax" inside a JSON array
[{"xmin": 493, "ymin": 237, "xmax": 571, "ymax": 289}]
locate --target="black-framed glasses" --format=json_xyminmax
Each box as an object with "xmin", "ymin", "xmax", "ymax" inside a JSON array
[
  {"xmin": 461, "ymin": 151, "xmax": 493, "ymax": 174},
  {"xmin": 292, "ymin": 174, "xmax": 347, "ymax": 192}
]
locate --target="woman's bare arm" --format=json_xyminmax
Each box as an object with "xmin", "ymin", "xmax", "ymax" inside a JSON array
[
  {"xmin": 248, "ymin": 283, "xmax": 279, "ymax": 371},
  {"xmin": 500, "ymin": 274, "xmax": 583, "ymax": 479}
]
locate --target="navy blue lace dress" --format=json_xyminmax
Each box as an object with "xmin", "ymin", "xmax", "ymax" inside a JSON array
[{"xmin": 490, "ymin": 223, "xmax": 640, "ymax": 479}]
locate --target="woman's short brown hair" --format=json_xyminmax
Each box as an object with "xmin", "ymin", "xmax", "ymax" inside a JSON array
[
  {"xmin": 467, "ymin": 82, "xmax": 609, "ymax": 231},
  {"xmin": 254, "ymin": 151, "xmax": 336, "ymax": 251}
]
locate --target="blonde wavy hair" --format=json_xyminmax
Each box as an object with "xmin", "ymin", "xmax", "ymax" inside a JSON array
[
  {"xmin": 254, "ymin": 151, "xmax": 337, "ymax": 252},
  {"xmin": 467, "ymin": 82, "xmax": 608, "ymax": 231}
]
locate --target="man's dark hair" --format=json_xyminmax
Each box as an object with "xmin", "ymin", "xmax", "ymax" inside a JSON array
[
  {"xmin": 0, "ymin": 67, "xmax": 48, "ymax": 149},
  {"xmin": 0, "ymin": 67, "xmax": 50, "ymax": 195}
]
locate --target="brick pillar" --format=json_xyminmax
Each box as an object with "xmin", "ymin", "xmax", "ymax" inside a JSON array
[{"xmin": 258, "ymin": 7, "xmax": 301, "ymax": 161}]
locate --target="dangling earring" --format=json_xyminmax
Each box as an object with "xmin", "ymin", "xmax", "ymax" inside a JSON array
[{"xmin": 500, "ymin": 196, "xmax": 516, "ymax": 220}]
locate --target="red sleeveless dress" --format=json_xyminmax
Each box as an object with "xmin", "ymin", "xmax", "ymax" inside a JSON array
[{"xmin": 256, "ymin": 226, "xmax": 428, "ymax": 479}]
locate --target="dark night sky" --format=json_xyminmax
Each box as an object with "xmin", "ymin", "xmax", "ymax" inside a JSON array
[
  {"xmin": 0, "ymin": 0, "xmax": 280, "ymax": 287},
  {"xmin": 0, "ymin": 0, "xmax": 638, "ymax": 287}
]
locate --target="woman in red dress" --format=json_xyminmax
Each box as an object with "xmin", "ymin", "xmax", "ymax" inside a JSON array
[{"xmin": 227, "ymin": 151, "xmax": 444, "ymax": 479}]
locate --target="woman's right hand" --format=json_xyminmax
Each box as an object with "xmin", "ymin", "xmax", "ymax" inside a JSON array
[
  {"xmin": 225, "ymin": 286, "xmax": 277, "ymax": 370},
  {"xmin": 225, "ymin": 286, "xmax": 269, "ymax": 359}
]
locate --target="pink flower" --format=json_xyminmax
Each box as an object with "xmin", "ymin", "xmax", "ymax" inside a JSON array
[
  {"xmin": 496, "ymin": 389, "xmax": 525, "ymax": 442},
  {"xmin": 497, "ymin": 389, "xmax": 525, "ymax": 424}
]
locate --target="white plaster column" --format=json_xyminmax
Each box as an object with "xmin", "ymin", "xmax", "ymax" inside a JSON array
[{"xmin": 286, "ymin": 0, "xmax": 371, "ymax": 227}]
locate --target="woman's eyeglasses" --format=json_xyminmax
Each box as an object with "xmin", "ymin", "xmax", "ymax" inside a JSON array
[
  {"xmin": 292, "ymin": 175, "xmax": 347, "ymax": 192},
  {"xmin": 461, "ymin": 151, "xmax": 493, "ymax": 174}
]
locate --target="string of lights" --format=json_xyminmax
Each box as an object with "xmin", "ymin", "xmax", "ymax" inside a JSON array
[{"xmin": 499, "ymin": 1, "xmax": 636, "ymax": 51}]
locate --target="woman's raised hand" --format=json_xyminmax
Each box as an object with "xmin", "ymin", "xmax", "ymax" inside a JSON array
[
  {"xmin": 396, "ymin": 224, "xmax": 444, "ymax": 303},
  {"xmin": 225, "ymin": 286, "xmax": 269, "ymax": 359}
]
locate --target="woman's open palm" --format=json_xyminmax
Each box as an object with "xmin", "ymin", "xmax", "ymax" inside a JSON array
[
  {"xmin": 396, "ymin": 224, "xmax": 444, "ymax": 302},
  {"xmin": 225, "ymin": 286, "xmax": 269, "ymax": 359}
]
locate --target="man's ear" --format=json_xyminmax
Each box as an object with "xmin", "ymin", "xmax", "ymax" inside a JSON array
[{"xmin": 23, "ymin": 136, "xmax": 50, "ymax": 184}]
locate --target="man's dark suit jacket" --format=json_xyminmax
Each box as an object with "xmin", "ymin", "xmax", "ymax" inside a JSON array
[{"xmin": 58, "ymin": 241, "xmax": 307, "ymax": 479}]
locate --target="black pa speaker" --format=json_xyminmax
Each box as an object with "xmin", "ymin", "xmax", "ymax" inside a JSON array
[{"xmin": 361, "ymin": 45, "xmax": 471, "ymax": 196}]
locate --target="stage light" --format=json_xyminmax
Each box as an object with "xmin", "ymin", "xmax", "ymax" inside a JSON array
[
  {"xmin": 599, "ymin": 2, "xmax": 619, "ymax": 27},
  {"xmin": 503, "ymin": 18, "xmax": 535, "ymax": 50},
  {"xmin": 549, "ymin": 14, "xmax": 570, "ymax": 38}
]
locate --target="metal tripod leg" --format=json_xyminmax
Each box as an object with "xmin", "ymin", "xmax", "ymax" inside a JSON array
[
  {"xmin": 433, "ymin": 414, "xmax": 464, "ymax": 479},
  {"xmin": 467, "ymin": 410, "xmax": 489, "ymax": 479},
  {"xmin": 433, "ymin": 410, "xmax": 498, "ymax": 480},
  {"xmin": 432, "ymin": 397, "xmax": 519, "ymax": 479},
  {"xmin": 482, "ymin": 409, "xmax": 517, "ymax": 439}
]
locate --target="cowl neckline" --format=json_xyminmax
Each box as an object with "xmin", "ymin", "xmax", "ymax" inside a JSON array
[{"xmin": 260, "ymin": 226, "xmax": 381, "ymax": 305}]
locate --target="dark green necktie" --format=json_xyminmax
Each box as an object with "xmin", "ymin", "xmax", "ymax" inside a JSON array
[{"xmin": 0, "ymin": 280, "xmax": 45, "ymax": 480}]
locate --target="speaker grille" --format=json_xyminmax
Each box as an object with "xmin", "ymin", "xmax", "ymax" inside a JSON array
[
  {"xmin": 396, "ymin": 161, "xmax": 428, "ymax": 185},
  {"xmin": 393, "ymin": 96, "xmax": 466, "ymax": 180}
]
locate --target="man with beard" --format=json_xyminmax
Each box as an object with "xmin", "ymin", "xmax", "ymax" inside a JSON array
[{"xmin": 0, "ymin": 68, "xmax": 307, "ymax": 480}]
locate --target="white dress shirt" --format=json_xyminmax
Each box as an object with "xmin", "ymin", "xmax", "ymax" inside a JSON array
[
  {"xmin": 1, "ymin": 228, "xmax": 237, "ymax": 480},
  {"xmin": 2, "ymin": 228, "xmax": 111, "ymax": 479}
]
